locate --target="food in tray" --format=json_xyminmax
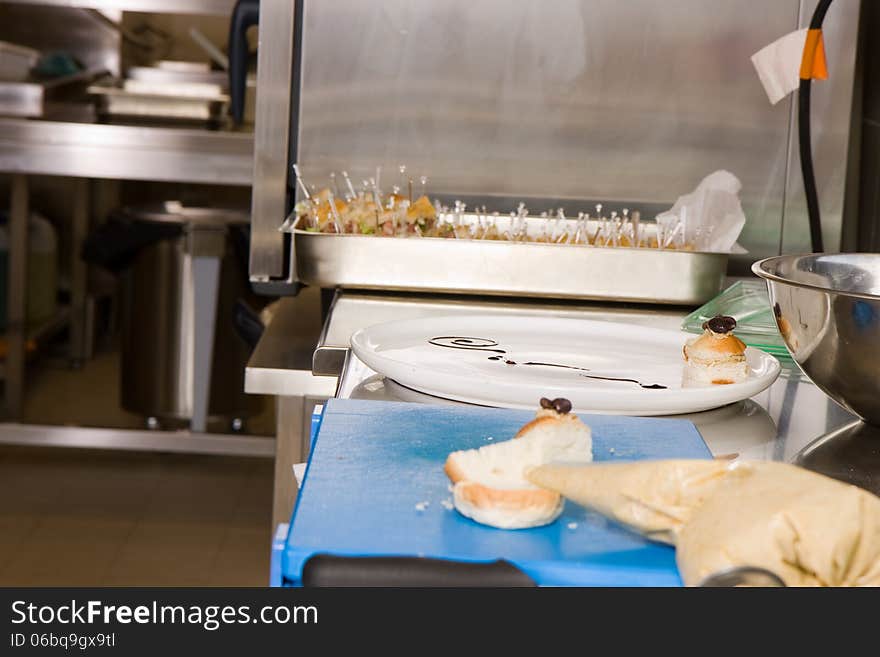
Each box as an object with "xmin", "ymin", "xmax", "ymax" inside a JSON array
[
  {"xmin": 443, "ymin": 397, "xmax": 593, "ymax": 529},
  {"xmin": 294, "ymin": 187, "xmax": 449, "ymax": 238},
  {"xmin": 682, "ymin": 315, "xmax": 748, "ymax": 386},
  {"xmin": 288, "ymin": 164, "xmax": 709, "ymax": 250},
  {"xmin": 527, "ymin": 459, "xmax": 880, "ymax": 587}
]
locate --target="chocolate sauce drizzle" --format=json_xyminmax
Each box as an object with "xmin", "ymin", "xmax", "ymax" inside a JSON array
[
  {"xmin": 428, "ymin": 336, "xmax": 506, "ymax": 354},
  {"xmin": 429, "ymin": 335, "xmax": 667, "ymax": 390}
]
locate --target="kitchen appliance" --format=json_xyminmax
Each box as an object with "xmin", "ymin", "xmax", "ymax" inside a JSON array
[
  {"xmin": 754, "ymin": 253, "xmax": 880, "ymax": 494},
  {"xmin": 248, "ymin": 0, "xmax": 860, "ymax": 293},
  {"xmin": 245, "ymin": 0, "xmax": 864, "ymax": 561},
  {"xmin": 119, "ymin": 203, "xmax": 262, "ymax": 432}
]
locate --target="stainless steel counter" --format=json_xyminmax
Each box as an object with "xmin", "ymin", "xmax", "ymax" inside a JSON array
[
  {"xmin": 247, "ymin": 287, "xmax": 861, "ymax": 525},
  {"xmin": 4, "ymin": 0, "xmax": 236, "ymax": 16}
]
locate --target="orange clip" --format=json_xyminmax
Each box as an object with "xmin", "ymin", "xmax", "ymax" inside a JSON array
[{"xmin": 800, "ymin": 28, "xmax": 828, "ymax": 80}]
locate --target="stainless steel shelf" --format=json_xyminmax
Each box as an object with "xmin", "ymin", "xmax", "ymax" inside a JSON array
[
  {"xmin": 0, "ymin": 422, "xmax": 275, "ymax": 457},
  {"xmin": 0, "ymin": 118, "xmax": 253, "ymax": 185},
  {"xmin": 2, "ymin": 0, "xmax": 236, "ymax": 16}
]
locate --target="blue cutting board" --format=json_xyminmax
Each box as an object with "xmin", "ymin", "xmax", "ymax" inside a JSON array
[{"xmin": 281, "ymin": 399, "xmax": 712, "ymax": 587}]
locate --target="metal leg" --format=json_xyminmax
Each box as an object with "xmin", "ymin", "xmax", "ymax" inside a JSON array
[
  {"xmin": 190, "ymin": 254, "xmax": 221, "ymax": 433},
  {"xmin": 273, "ymin": 395, "xmax": 305, "ymax": 529},
  {"xmin": 6, "ymin": 175, "xmax": 29, "ymax": 419},
  {"xmin": 186, "ymin": 224, "xmax": 225, "ymax": 434},
  {"xmin": 69, "ymin": 178, "xmax": 90, "ymax": 366},
  {"xmin": 271, "ymin": 395, "xmax": 327, "ymax": 529}
]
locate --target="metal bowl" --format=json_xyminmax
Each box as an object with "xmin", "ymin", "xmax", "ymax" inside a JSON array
[{"xmin": 752, "ymin": 254, "xmax": 880, "ymax": 424}]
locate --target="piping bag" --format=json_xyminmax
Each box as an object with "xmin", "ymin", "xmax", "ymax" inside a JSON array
[{"xmin": 527, "ymin": 459, "xmax": 880, "ymax": 587}]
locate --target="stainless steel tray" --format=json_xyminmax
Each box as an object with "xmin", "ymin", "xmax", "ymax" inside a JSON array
[
  {"xmin": 292, "ymin": 230, "xmax": 728, "ymax": 305},
  {"xmin": 0, "ymin": 69, "xmax": 105, "ymax": 118},
  {"xmin": 87, "ymin": 83, "xmax": 229, "ymax": 126}
]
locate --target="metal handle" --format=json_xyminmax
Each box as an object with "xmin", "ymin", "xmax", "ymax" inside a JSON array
[{"xmin": 699, "ymin": 566, "xmax": 786, "ymax": 587}]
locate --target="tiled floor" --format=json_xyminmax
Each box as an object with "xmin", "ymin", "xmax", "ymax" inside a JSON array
[
  {"xmin": 2, "ymin": 339, "xmax": 277, "ymax": 586},
  {"xmin": 0, "ymin": 445, "xmax": 274, "ymax": 586},
  {"xmin": 20, "ymin": 347, "xmax": 275, "ymax": 435}
]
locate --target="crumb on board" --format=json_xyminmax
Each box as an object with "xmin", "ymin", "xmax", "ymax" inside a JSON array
[
  {"xmin": 415, "ymin": 501, "xmax": 430, "ymax": 512},
  {"xmin": 567, "ymin": 522, "xmax": 578, "ymax": 530},
  {"xmin": 609, "ymin": 448, "xmax": 615, "ymax": 454},
  {"xmin": 440, "ymin": 499, "xmax": 454, "ymax": 511},
  {"xmin": 486, "ymin": 436, "xmax": 494, "ymax": 441}
]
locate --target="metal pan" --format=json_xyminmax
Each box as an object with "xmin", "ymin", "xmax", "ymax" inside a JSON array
[{"xmin": 292, "ymin": 227, "xmax": 727, "ymax": 305}]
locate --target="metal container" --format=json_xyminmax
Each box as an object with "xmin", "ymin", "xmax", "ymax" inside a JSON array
[
  {"xmin": 0, "ymin": 69, "xmax": 103, "ymax": 118},
  {"xmin": 0, "ymin": 40, "xmax": 38, "ymax": 81},
  {"xmin": 120, "ymin": 203, "xmax": 260, "ymax": 428},
  {"xmin": 753, "ymin": 253, "xmax": 880, "ymax": 424},
  {"xmin": 88, "ymin": 81, "xmax": 229, "ymax": 126},
  {"xmin": 293, "ymin": 228, "xmax": 727, "ymax": 305}
]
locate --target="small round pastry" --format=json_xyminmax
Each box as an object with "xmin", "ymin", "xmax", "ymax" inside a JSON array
[
  {"xmin": 444, "ymin": 397, "xmax": 593, "ymax": 529},
  {"xmin": 683, "ymin": 315, "xmax": 749, "ymax": 386}
]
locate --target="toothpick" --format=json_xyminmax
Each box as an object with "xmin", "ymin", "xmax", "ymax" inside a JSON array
[
  {"xmin": 292, "ymin": 163, "xmax": 312, "ymax": 201},
  {"xmin": 327, "ymin": 190, "xmax": 343, "ymax": 233},
  {"xmin": 329, "ymin": 171, "xmax": 341, "ymax": 199},
  {"xmin": 369, "ymin": 177, "xmax": 383, "ymax": 209},
  {"xmin": 342, "ymin": 171, "xmax": 357, "ymax": 200}
]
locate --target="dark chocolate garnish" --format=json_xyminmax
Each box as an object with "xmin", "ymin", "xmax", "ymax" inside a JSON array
[
  {"xmin": 702, "ymin": 315, "xmax": 737, "ymax": 334},
  {"xmin": 551, "ymin": 398, "xmax": 572, "ymax": 414},
  {"xmin": 428, "ymin": 336, "xmax": 506, "ymax": 354},
  {"xmin": 540, "ymin": 397, "xmax": 554, "ymax": 410}
]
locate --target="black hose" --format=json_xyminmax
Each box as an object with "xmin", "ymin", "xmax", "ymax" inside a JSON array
[{"xmin": 798, "ymin": 0, "xmax": 835, "ymax": 253}]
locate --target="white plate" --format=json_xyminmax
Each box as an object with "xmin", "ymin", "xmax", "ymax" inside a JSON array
[{"xmin": 350, "ymin": 315, "xmax": 781, "ymax": 416}]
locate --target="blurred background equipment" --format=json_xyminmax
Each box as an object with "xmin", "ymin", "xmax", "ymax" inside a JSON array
[{"xmin": 84, "ymin": 202, "xmax": 262, "ymax": 433}]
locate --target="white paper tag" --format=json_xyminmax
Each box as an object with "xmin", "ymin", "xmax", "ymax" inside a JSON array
[
  {"xmin": 751, "ymin": 28, "xmax": 808, "ymax": 105},
  {"xmin": 293, "ymin": 462, "xmax": 307, "ymax": 488}
]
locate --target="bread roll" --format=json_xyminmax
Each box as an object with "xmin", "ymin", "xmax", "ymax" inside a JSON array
[
  {"xmin": 444, "ymin": 398, "xmax": 592, "ymax": 529},
  {"xmin": 527, "ymin": 459, "xmax": 880, "ymax": 586},
  {"xmin": 683, "ymin": 315, "xmax": 748, "ymax": 386}
]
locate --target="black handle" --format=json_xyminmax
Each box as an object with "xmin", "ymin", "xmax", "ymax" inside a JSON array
[
  {"xmin": 301, "ymin": 555, "xmax": 537, "ymax": 587},
  {"xmin": 798, "ymin": 0, "xmax": 834, "ymax": 253},
  {"xmin": 228, "ymin": 0, "xmax": 260, "ymax": 124},
  {"xmin": 232, "ymin": 298, "xmax": 264, "ymax": 350}
]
